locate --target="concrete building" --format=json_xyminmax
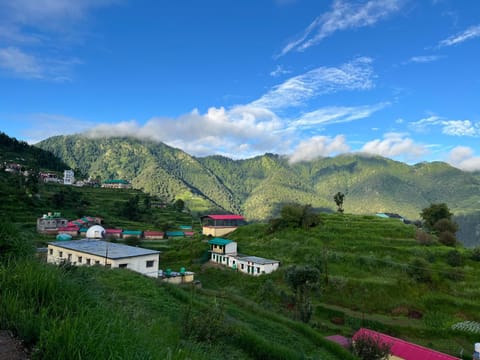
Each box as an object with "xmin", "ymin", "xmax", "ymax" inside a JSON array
[
  {"xmin": 101, "ymin": 179, "xmax": 132, "ymax": 189},
  {"xmin": 37, "ymin": 212, "xmax": 68, "ymax": 234},
  {"xmin": 201, "ymin": 214, "xmax": 245, "ymax": 237},
  {"xmin": 143, "ymin": 231, "xmax": 164, "ymax": 240},
  {"xmin": 47, "ymin": 239, "xmax": 160, "ymax": 278},
  {"xmin": 63, "ymin": 170, "xmax": 74, "ymax": 185},
  {"xmin": 208, "ymin": 238, "xmax": 279, "ymax": 276}
]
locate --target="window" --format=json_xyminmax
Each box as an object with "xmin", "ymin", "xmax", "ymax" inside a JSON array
[
  {"xmin": 67, "ymin": 254, "xmax": 72, "ymax": 261},
  {"xmin": 59, "ymin": 251, "xmax": 63, "ymax": 258},
  {"xmin": 78, "ymin": 256, "xmax": 82, "ymax": 263},
  {"xmin": 95, "ymin": 260, "xmax": 100, "ymax": 265},
  {"xmin": 146, "ymin": 260, "xmax": 155, "ymax": 268},
  {"xmin": 233, "ymin": 260, "xmax": 236, "ymax": 265},
  {"xmin": 49, "ymin": 249, "xmax": 53, "ymax": 255},
  {"xmin": 257, "ymin": 267, "xmax": 260, "ymax": 273},
  {"xmin": 119, "ymin": 264, "xmax": 128, "ymax": 268},
  {"xmin": 86, "ymin": 259, "xmax": 91, "ymax": 265},
  {"xmin": 106, "ymin": 264, "xmax": 111, "ymax": 269},
  {"xmin": 241, "ymin": 264, "xmax": 244, "ymax": 270}
]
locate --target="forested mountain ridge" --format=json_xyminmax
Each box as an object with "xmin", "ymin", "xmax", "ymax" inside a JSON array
[{"xmin": 37, "ymin": 135, "xmax": 480, "ymax": 245}]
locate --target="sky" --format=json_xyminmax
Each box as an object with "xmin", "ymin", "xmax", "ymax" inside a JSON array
[{"xmin": 1, "ymin": 0, "xmax": 480, "ymax": 171}]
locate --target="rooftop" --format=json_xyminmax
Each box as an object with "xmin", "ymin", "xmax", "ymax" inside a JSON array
[
  {"xmin": 354, "ymin": 328, "xmax": 460, "ymax": 360},
  {"xmin": 237, "ymin": 255, "xmax": 279, "ymax": 265},
  {"xmin": 208, "ymin": 238, "xmax": 234, "ymax": 246},
  {"xmin": 103, "ymin": 179, "xmax": 130, "ymax": 184},
  {"xmin": 48, "ymin": 239, "xmax": 160, "ymax": 259},
  {"xmin": 203, "ymin": 214, "xmax": 245, "ymax": 221}
]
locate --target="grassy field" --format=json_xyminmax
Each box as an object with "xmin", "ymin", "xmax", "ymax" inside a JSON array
[{"xmin": 2, "ymin": 170, "xmax": 480, "ymax": 358}]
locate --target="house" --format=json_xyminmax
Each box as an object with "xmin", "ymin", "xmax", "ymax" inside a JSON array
[
  {"xmin": 105, "ymin": 229, "xmax": 123, "ymax": 239},
  {"xmin": 40, "ymin": 172, "xmax": 60, "ymax": 183},
  {"xmin": 143, "ymin": 231, "xmax": 164, "ymax": 240},
  {"xmin": 352, "ymin": 328, "xmax": 461, "ymax": 360},
  {"xmin": 37, "ymin": 212, "xmax": 68, "ymax": 234},
  {"xmin": 160, "ymin": 268, "xmax": 195, "ymax": 284},
  {"xmin": 101, "ymin": 179, "xmax": 132, "ymax": 189},
  {"xmin": 201, "ymin": 214, "xmax": 245, "ymax": 237},
  {"xmin": 233, "ymin": 255, "xmax": 280, "ymax": 276},
  {"xmin": 47, "ymin": 239, "xmax": 160, "ymax": 277},
  {"xmin": 122, "ymin": 230, "xmax": 143, "ymax": 239},
  {"xmin": 57, "ymin": 225, "xmax": 79, "ymax": 237},
  {"xmin": 63, "ymin": 170, "xmax": 74, "ymax": 185},
  {"xmin": 208, "ymin": 238, "xmax": 279, "ymax": 276}
]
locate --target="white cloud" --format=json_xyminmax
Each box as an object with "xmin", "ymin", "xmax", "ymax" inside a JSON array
[
  {"xmin": 270, "ymin": 65, "xmax": 291, "ymax": 77},
  {"xmin": 252, "ymin": 57, "xmax": 375, "ymax": 110},
  {"xmin": 278, "ymin": 0, "xmax": 403, "ymax": 56},
  {"xmin": 0, "ymin": 47, "xmax": 42, "ymax": 78},
  {"xmin": 290, "ymin": 102, "xmax": 387, "ymax": 129},
  {"xmin": 361, "ymin": 132, "xmax": 428, "ymax": 159},
  {"xmin": 85, "ymin": 106, "xmax": 288, "ymax": 158},
  {"xmin": 289, "ymin": 135, "xmax": 350, "ymax": 163},
  {"xmin": 408, "ymin": 55, "xmax": 443, "ymax": 63},
  {"xmin": 439, "ymin": 24, "xmax": 480, "ymax": 47},
  {"xmin": 409, "ymin": 115, "xmax": 480, "ymax": 136},
  {"xmin": 447, "ymin": 146, "xmax": 480, "ymax": 172}
]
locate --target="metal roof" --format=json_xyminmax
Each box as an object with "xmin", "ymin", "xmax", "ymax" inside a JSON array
[
  {"xmin": 208, "ymin": 238, "xmax": 233, "ymax": 246},
  {"xmin": 237, "ymin": 255, "xmax": 279, "ymax": 265},
  {"xmin": 354, "ymin": 329, "xmax": 460, "ymax": 360},
  {"xmin": 203, "ymin": 214, "xmax": 245, "ymax": 220},
  {"xmin": 48, "ymin": 239, "xmax": 159, "ymax": 259}
]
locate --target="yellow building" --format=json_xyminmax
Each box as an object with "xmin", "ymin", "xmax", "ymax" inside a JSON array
[
  {"xmin": 47, "ymin": 239, "xmax": 160, "ymax": 277},
  {"xmin": 201, "ymin": 214, "xmax": 245, "ymax": 237}
]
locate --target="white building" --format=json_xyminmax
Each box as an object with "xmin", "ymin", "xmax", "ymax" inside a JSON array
[
  {"xmin": 64, "ymin": 170, "xmax": 75, "ymax": 185},
  {"xmin": 208, "ymin": 238, "xmax": 279, "ymax": 276},
  {"xmin": 47, "ymin": 239, "xmax": 160, "ymax": 278}
]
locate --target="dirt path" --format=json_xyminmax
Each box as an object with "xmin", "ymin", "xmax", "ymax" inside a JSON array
[{"xmin": 0, "ymin": 331, "xmax": 29, "ymax": 360}]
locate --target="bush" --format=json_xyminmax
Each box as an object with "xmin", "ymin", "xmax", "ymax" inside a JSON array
[
  {"xmin": 407, "ymin": 259, "xmax": 432, "ymax": 283},
  {"xmin": 415, "ymin": 229, "xmax": 434, "ymax": 245},
  {"xmin": 471, "ymin": 247, "xmax": 480, "ymax": 261},
  {"xmin": 438, "ymin": 231, "xmax": 457, "ymax": 246},
  {"xmin": 352, "ymin": 331, "xmax": 392, "ymax": 360},
  {"xmin": 446, "ymin": 250, "xmax": 464, "ymax": 267}
]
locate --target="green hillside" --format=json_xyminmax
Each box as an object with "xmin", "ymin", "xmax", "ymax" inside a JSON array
[{"xmin": 37, "ymin": 135, "xmax": 480, "ymax": 246}]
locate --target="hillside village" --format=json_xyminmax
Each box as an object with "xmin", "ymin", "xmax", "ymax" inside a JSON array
[{"xmin": 2, "ymin": 133, "xmax": 480, "ymax": 360}]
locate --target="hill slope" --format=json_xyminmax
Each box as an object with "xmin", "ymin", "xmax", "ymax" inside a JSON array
[{"xmin": 36, "ymin": 135, "xmax": 480, "ymax": 245}]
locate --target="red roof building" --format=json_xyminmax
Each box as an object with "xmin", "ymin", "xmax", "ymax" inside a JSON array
[
  {"xmin": 353, "ymin": 328, "xmax": 460, "ymax": 360},
  {"xmin": 105, "ymin": 229, "xmax": 123, "ymax": 238},
  {"xmin": 143, "ymin": 231, "xmax": 165, "ymax": 240}
]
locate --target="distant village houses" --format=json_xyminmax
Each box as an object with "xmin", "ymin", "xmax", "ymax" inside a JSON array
[
  {"xmin": 63, "ymin": 169, "xmax": 74, "ymax": 185},
  {"xmin": 101, "ymin": 179, "xmax": 132, "ymax": 189},
  {"xmin": 37, "ymin": 212, "xmax": 68, "ymax": 234}
]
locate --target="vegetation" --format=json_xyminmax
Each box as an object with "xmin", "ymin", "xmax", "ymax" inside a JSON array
[
  {"xmin": 334, "ymin": 192, "xmax": 345, "ymax": 213},
  {"xmin": 421, "ymin": 203, "xmax": 459, "ymax": 246},
  {"xmin": 351, "ymin": 332, "xmax": 391, "ymax": 360},
  {"xmin": 36, "ymin": 135, "xmax": 480, "ymax": 246}
]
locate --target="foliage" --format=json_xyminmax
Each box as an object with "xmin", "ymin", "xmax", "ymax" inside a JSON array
[
  {"xmin": 0, "ymin": 221, "xmax": 34, "ymax": 261},
  {"xmin": 351, "ymin": 332, "xmax": 392, "ymax": 360},
  {"xmin": 420, "ymin": 203, "xmax": 453, "ymax": 231},
  {"xmin": 433, "ymin": 218, "xmax": 458, "ymax": 234},
  {"xmin": 415, "ymin": 228, "xmax": 434, "ymax": 245},
  {"xmin": 445, "ymin": 250, "xmax": 464, "ymax": 267},
  {"xmin": 269, "ymin": 204, "xmax": 322, "ymax": 232},
  {"xmin": 451, "ymin": 321, "xmax": 480, "ymax": 334},
  {"xmin": 333, "ymin": 192, "xmax": 345, "ymax": 213},
  {"xmin": 471, "ymin": 247, "xmax": 480, "ymax": 261},
  {"xmin": 124, "ymin": 236, "xmax": 141, "ymax": 247},
  {"xmin": 285, "ymin": 265, "xmax": 320, "ymax": 323},
  {"xmin": 438, "ymin": 231, "xmax": 457, "ymax": 247},
  {"xmin": 174, "ymin": 198, "xmax": 185, "ymax": 212},
  {"xmin": 406, "ymin": 258, "xmax": 432, "ymax": 283}
]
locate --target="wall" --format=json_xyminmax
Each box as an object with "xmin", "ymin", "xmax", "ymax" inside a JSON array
[{"xmin": 202, "ymin": 226, "xmax": 238, "ymax": 237}]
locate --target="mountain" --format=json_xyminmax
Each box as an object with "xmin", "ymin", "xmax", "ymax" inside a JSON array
[{"xmin": 36, "ymin": 135, "xmax": 480, "ymax": 245}]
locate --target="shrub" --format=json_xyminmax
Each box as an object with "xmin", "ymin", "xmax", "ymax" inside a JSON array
[
  {"xmin": 433, "ymin": 218, "xmax": 458, "ymax": 234},
  {"xmin": 415, "ymin": 229, "xmax": 433, "ymax": 245},
  {"xmin": 471, "ymin": 247, "xmax": 480, "ymax": 262},
  {"xmin": 446, "ymin": 250, "xmax": 464, "ymax": 267},
  {"xmin": 352, "ymin": 331, "xmax": 392, "ymax": 360},
  {"xmin": 438, "ymin": 231, "xmax": 457, "ymax": 246},
  {"xmin": 407, "ymin": 259, "xmax": 432, "ymax": 283}
]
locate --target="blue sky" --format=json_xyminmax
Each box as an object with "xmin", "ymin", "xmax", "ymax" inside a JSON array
[{"xmin": 1, "ymin": 0, "xmax": 480, "ymax": 170}]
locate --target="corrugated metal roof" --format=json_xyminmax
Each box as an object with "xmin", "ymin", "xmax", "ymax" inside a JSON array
[
  {"xmin": 204, "ymin": 214, "xmax": 245, "ymax": 220},
  {"xmin": 122, "ymin": 230, "xmax": 142, "ymax": 235},
  {"xmin": 105, "ymin": 229, "xmax": 122, "ymax": 233},
  {"xmin": 208, "ymin": 238, "xmax": 233, "ymax": 245},
  {"xmin": 48, "ymin": 239, "xmax": 160, "ymax": 259},
  {"xmin": 237, "ymin": 255, "xmax": 279, "ymax": 265},
  {"xmin": 353, "ymin": 329, "xmax": 460, "ymax": 360}
]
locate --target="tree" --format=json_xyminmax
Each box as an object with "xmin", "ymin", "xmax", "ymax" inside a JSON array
[
  {"xmin": 174, "ymin": 199, "xmax": 185, "ymax": 212},
  {"xmin": 420, "ymin": 203, "xmax": 453, "ymax": 231},
  {"xmin": 285, "ymin": 265, "xmax": 320, "ymax": 323},
  {"xmin": 333, "ymin": 192, "xmax": 345, "ymax": 213},
  {"xmin": 278, "ymin": 203, "xmax": 322, "ymax": 230},
  {"xmin": 352, "ymin": 331, "xmax": 392, "ymax": 360}
]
